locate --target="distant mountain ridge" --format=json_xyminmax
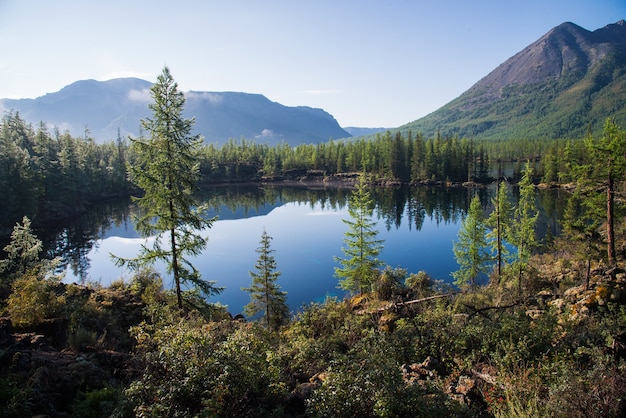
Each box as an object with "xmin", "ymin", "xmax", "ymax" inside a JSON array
[
  {"xmin": 3, "ymin": 20, "xmax": 625, "ymax": 144},
  {"xmin": 400, "ymin": 20, "xmax": 626, "ymax": 140},
  {"xmin": 0, "ymin": 78, "xmax": 351, "ymax": 145}
]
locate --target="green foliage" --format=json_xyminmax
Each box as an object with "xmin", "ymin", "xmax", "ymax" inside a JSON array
[
  {"xmin": 242, "ymin": 228, "xmax": 289, "ymax": 330},
  {"xmin": 113, "ymin": 67, "xmax": 221, "ymax": 309},
  {"xmin": 335, "ymin": 174, "xmax": 385, "ymax": 293},
  {"xmin": 7, "ymin": 266, "xmax": 65, "ymax": 328},
  {"xmin": 0, "ymin": 377, "xmax": 33, "ymax": 418},
  {"xmin": 0, "ymin": 216, "xmax": 45, "ymax": 298},
  {"xmin": 0, "ymin": 112, "xmax": 130, "ymax": 231},
  {"xmin": 486, "ymin": 181, "xmax": 514, "ymax": 279},
  {"xmin": 578, "ymin": 118, "xmax": 626, "ymax": 266},
  {"xmin": 306, "ymin": 333, "xmax": 472, "ymax": 418},
  {"xmin": 452, "ymin": 195, "xmax": 491, "ymax": 288},
  {"xmin": 125, "ymin": 317, "xmax": 286, "ymax": 417},
  {"xmin": 511, "ymin": 162, "xmax": 539, "ymax": 292},
  {"xmin": 399, "ymin": 56, "xmax": 626, "ymax": 142},
  {"xmin": 372, "ymin": 266, "xmax": 407, "ymax": 300},
  {"xmin": 71, "ymin": 387, "xmax": 122, "ymax": 418}
]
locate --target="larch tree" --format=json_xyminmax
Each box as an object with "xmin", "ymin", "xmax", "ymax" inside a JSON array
[
  {"xmin": 580, "ymin": 118, "xmax": 626, "ymax": 270},
  {"xmin": 452, "ymin": 194, "xmax": 491, "ymax": 289},
  {"xmin": 113, "ymin": 66, "xmax": 220, "ymax": 310},
  {"xmin": 335, "ymin": 173, "xmax": 384, "ymax": 294},
  {"xmin": 242, "ymin": 228, "xmax": 289, "ymax": 330},
  {"xmin": 511, "ymin": 162, "xmax": 539, "ymax": 294},
  {"xmin": 561, "ymin": 185, "xmax": 603, "ymax": 289},
  {"xmin": 486, "ymin": 180, "xmax": 514, "ymax": 280}
]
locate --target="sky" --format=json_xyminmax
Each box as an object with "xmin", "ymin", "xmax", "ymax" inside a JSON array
[{"xmin": 0, "ymin": 1, "xmax": 624, "ymax": 128}]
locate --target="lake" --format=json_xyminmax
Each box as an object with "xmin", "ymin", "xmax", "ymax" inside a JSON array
[{"xmin": 45, "ymin": 184, "xmax": 568, "ymax": 315}]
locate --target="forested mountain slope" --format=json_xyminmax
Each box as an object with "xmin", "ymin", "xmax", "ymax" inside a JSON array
[{"xmin": 399, "ymin": 20, "xmax": 626, "ymax": 140}]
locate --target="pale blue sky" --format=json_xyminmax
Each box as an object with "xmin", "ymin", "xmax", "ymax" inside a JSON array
[{"xmin": 0, "ymin": 0, "xmax": 624, "ymax": 127}]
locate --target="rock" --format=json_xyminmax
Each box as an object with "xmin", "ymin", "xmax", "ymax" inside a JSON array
[
  {"xmin": 455, "ymin": 375, "xmax": 476, "ymax": 395},
  {"xmin": 421, "ymin": 356, "xmax": 445, "ymax": 375},
  {"xmin": 525, "ymin": 309, "xmax": 544, "ymax": 319}
]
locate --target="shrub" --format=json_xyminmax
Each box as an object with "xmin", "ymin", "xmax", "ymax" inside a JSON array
[
  {"xmin": 7, "ymin": 267, "xmax": 65, "ymax": 328},
  {"xmin": 72, "ymin": 387, "xmax": 122, "ymax": 418}
]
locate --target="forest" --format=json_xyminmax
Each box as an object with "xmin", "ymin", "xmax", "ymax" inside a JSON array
[
  {"xmin": 0, "ymin": 110, "xmax": 575, "ymax": 236},
  {"xmin": 0, "ymin": 68, "xmax": 625, "ymax": 417}
]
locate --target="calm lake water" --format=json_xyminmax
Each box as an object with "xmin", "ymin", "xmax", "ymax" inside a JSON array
[{"xmin": 46, "ymin": 184, "xmax": 568, "ymax": 315}]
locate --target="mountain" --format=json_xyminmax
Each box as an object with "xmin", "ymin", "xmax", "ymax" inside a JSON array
[
  {"xmin": 400, "ymin": 20, "xmax": 626, "ymax": 140},
  {"xmin": 342, "ymin": 126, "xmax": 390, "ymax": 137},
  {"xmin": 0, "ymin": 78, "xmax": 351, "ymax": 145}
]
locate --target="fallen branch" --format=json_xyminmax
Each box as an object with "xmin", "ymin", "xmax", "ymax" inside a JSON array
[
  {"xmin": 462, "ymin": 301, "xmax": 520, "ymax": 320},
  {"xmin": 355, "ymin": 293, "xmax": 457, "ymax": 315}
]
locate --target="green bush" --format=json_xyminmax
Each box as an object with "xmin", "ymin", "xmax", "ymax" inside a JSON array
[
  {"xmin": 7, "ymin": 267, "xmax": 65, "ymax": 328},
  {"xmin": 72, "ymin": 387, "xmax": 122, "ymax": 418},
  {"xmin": 125, "ymin": 315, "xmax": 286, "ymax": 417}
]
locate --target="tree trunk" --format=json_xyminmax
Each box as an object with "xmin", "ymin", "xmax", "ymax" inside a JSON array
[
  {"xmin": 607, "ymin": 171, "xmax": 616, "ymax": 269},
  {"xmin": 171, "ymin": 227, "xmax": 182, "ymax": 310}
]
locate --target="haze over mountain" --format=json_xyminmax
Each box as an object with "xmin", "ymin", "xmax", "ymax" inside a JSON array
[
  {"xmin": 0, "ymin": 78, "xmax": 351, "ymax": 145},
  {"xmin": 399, "ymin": 20, "xmax": 626, "ymax": 140}
]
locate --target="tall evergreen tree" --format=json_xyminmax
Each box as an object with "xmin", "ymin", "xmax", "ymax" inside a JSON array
[
  {"xmin": 511, "ymin": 162, "xmax": 539, "ymax": 293},
  {"xmin": 581, "ymin": 118, "xmax": 626, "ymax": 269},
  {"xmin": 242, "ymin": 229, "xmax": 288, "ymax": 330},
  {"xmin": 486, "ymin": 180, "xmax": 514, "ymax": 280},
  {"xmin": 335, "ymin": 174, "xmax": 384, "ymax": 294},
  {"xmin": 452, "ymin": 194, "xmax": 491, "ymax": 289},
  {"xmin": 113, "ymin": 66, "xmax": 220, "ymax": 309}
]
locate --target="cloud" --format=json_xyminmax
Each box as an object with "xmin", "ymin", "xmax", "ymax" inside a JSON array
[
  {"xmin": 127, "ymin": 88, "xmax": 152, "ymax": 103},
  {"xmin": 302, "ymin": 89, "xmax": 341, "ymax": 95},
  {"xmin": 255, "ymin": 128, "xmax": 275, "ymax": 138},
  {"xmin": 185, "ymin": 91, "xmax": 223, "ymax": 104}
]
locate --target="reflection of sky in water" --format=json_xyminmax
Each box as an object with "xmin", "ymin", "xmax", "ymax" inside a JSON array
[{"xmin": 66, "ymin": 201, "xmax": 461, "ymax": 315}]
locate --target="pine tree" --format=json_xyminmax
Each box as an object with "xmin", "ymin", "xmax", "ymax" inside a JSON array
[
  {"xmin": 335, "ymin": 174, "xmax": 384, "ymax": 294},
  {"xmin": 242, "ymin": 229, "xmax": 288, "ymax": 330},
  {"xmin": 486, "ymin": 180, "xmax": 514, "ymax": 280},
  {"xmin": 113, "ymin": 66, "xmax": 220, "ymax": 309},
  {"xmin": 452, "ymin": 194, "xmax": 491, "ymax": 289}
]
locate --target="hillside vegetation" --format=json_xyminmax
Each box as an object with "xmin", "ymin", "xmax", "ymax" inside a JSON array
[
  {"xmin": 399, "ymin": 21, "xmax": 626, "ymax": 140},
  {"xmin": 0, "ymin": 119, "xmax": 625, "ymax": 416}
]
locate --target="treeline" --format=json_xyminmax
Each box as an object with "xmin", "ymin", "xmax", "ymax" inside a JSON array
[
  {"xmin": 0, "ymin": 112, "xmax": 128, "ymax": 233},
  {"xmin": 200, "ymin": 132, "xmax": 490, "ymax": 184},
  {"xmin": 0, "ymin": 110, "xmax": 601, "ymax": 235}
]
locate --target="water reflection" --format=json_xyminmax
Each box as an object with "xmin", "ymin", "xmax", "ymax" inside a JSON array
[{"xmin": 37, "ymin": 184, "xmax": 570, "ymax": 313}]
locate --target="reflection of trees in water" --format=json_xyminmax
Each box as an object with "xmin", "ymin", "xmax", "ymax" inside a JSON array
[
  {"xmin": 39, "ymin": 185, "xmax": 569, "ymax": 281},
  {"xmin": 371, "ymin": 186, "xmax": 479, "ymax": 232},
  {"xmin": 40, "ymin": 198, "xmax": 133, "ymax": 282}
]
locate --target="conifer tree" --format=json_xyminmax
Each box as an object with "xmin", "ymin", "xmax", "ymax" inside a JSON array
[
  {"xmin": 562, "ymin": 186, "xmax": 603, "ymax": 289},
  {"xmin": 580, "ymin": 118, "xmax": 626, "ymax": 269},
  {"xmin": 452, "ymin": 194, "xmax": 491, "ymax": 288},
  {"xmin": 0, "ymin": 216, "xmax": 44, "ymax": 298},
  {"xmin": 486, "ymin": 180, "xmax": 514, "ymax": 280},
  {"xmin": 113, "ymin": 66, "xmax": 220, "ymax": 309},
  {"xmin": 335, "ymin": 174, "xmax": 384, "ymax": 294},
  {"xmin": 242, "ymin": 229, "xmax": 288, "ymax": 330},
  {"xmin": 511, "ymin": 162, "xmax": 539, "ymax": 293},
  {"xmin": 0, "ymin": 216, "xmax": 42, "ymax": 279}
]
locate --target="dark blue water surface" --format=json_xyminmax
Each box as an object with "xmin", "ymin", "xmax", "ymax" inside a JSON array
[{"xmin": 55, "ymin": 185, "xmax": 567, "ymax": 315}]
